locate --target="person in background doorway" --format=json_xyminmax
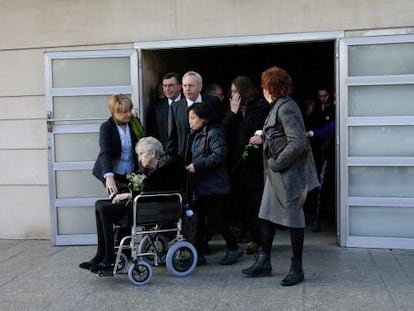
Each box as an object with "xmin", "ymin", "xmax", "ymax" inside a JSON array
[
  {"xmin": 147, "ymin": 72, "xmax": 182, "ymax": 149},
  {"xmin": 167, "ymin": 71, "xmax": 223, "ymax": 160},
  {"xmin": 186, "ymin": 102, "xmax": 243, "ymax": 266},
  {"xmin": 241, "ymin": 66, "xmax": 319, "ymax": 286},
  {"xmin": 92, "ymin": 94, "xmax": 145, "ymax": 196},
  {"xmin": 222, "ymin": 75, "xmax": 269, "ymax": 255},
  {"xmin": 306, "ymin": 86, "xmax": 336, "ymax": 232},
  {"xmin": 204, "ymin": 82, "xmax": 225, "ymax": 103}
]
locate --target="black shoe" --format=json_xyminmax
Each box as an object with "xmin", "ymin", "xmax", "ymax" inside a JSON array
[
  {"xmin": 79, "ymin": 260, "xmax": 100, "ymax": 270},
  {"xmin": 280, "ymin": 267, "xmax": 304, "ymax": 286},
  {"xmin": 197, "ymin": 254, "xmax": 207, "ymax": 266},
  {"xmin": 90, "ymin": 262, "xmax": 114, "ymax": 274},
  {"xmin": 220, "ymin": 248, "xmax": 244, "ymax": 265},
  {"xmin": 241, "ymin": 251, "xmax": 271, "ymax": 276}
]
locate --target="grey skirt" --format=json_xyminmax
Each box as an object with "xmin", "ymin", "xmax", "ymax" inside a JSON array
[{"xmin": 258, "ymin": 175, "xmax": 306, "ymax": 228}]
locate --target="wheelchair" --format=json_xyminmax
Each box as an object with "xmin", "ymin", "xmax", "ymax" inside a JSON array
[{"xmin": 110, "ymin": 191, "xmax": 198, "ymax": 286}]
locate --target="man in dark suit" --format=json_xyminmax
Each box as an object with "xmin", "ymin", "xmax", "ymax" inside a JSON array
[
  {"xmin": 147, "ymin": 72, "xmax": 182, "ymax": 148},
  {"xmin": 167, "ymin": 71, "xmax": 224, "ymax": 160}
]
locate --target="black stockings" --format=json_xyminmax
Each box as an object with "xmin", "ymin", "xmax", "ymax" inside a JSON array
[{"xmin": 258, "ymin": 219, "xmax": 304, "ymax": 262}]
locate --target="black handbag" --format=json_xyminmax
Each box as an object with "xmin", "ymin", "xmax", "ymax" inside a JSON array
[
  {"xmin": 264, "ymin": 127, "xmax": 287, "ymax": 159},
  {"xmin": 264, "ymin": 102, "xmax": 288, "ymax": 159}
]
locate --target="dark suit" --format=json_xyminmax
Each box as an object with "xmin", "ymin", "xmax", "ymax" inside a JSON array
[
  {"xmin": 147, "ymin": 98, "xmax": 169, "ymax": 148},
  {"xmin": 166, "ymin": 95, "xmax": 223, "ymax": 159},
  {"xmin": 92, "ymin": 117, "xmax": 139, "ymax": 184}
]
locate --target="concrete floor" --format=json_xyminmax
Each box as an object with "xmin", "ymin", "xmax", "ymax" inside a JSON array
[{"xmin": 1, "ymin": 230, "xmax": 414, "ymax": 311}]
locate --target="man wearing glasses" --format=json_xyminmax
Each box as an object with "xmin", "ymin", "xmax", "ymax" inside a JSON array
[{"xmin": 147, "ymin": 72, "xmax": 182, "ymax": 148}]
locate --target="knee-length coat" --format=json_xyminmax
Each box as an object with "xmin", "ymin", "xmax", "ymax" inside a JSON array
[{"xmin": 259, "ymin": 96, "xmax": 319, "ymax": 227}]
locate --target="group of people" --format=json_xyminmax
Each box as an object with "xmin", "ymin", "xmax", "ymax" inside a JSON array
[{"xmin": 80, "ymin": 65, "xmax": 322, "ymax": 287}]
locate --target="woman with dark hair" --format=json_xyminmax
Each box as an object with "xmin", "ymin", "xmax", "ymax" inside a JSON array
[
  {"xmin": 241, "ymin": 67, "xmax": 319, "ymax": 286},
  {"xmin": 186, "ymin": 102, "xmax": 243, "ymax": 266},
  {"xmin": 222, "ymin": 75, "xmax": 269, "ymax": 254}
]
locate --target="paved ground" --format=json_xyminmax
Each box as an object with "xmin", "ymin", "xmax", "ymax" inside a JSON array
[{"xmin": 1, "ymin": 230, "xmax": 414, "ymax": 311}]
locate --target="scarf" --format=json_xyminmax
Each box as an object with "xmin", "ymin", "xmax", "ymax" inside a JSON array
[{"xmin": 113, "ymin": 114, "xmax": 145, "ymax": 140}]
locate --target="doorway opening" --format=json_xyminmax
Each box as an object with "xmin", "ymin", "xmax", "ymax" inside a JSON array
[{"xmin": 139, "ymin": 38, "xmax": 337, "ymax": 235}]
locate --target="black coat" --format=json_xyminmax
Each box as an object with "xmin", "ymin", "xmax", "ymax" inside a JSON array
[
  {"xmin": 146, "ymin": 98, "xmax": 169, "ymax": 149},
  {"xmin": 92, "ymin": 117, "xmax": 139, "ymax": 184},
  {"xmin": 167, "ymin": 95, "xmax": 223, "ymax": 159},
  {"xmin": 189, "ymin": 124, "xmax": 231, "ymax": 196},
  {"xmin": 222, "ymin": 98, "xmax": 269, "ymax": 190},
  {"xmin": 140, "ymin": 154, "xmax": 186, "ymax": 193}
]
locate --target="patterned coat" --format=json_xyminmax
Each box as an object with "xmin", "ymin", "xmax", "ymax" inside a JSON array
[{"xmin": 259, "ymin": 96, "xmax": 319, "ymax": 226}]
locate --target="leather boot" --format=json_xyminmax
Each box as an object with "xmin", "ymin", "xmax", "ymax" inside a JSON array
[
  {"xmin": 280, "ymin": 259, "xmax": 304, "ymax": 286},
  {"xmin": 241, "ymin": 248, "xmax": 272, "ymax": 276}
]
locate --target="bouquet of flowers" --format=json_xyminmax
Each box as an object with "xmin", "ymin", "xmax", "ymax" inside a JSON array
[{"xmin": 127, "ymin": 172, "xmax": 146, "ymax": 192}]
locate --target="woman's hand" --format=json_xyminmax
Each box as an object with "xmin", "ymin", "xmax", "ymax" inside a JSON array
[
  {"xmin": 186, "ymin": 163, "xmax": 195, "ymax": 173},
  {"xmin": 230, "ymin": 92, "xmax": 241, "ymax": 113},
  {"xmin": 249, "ymin": 133, "xmax": 263, "ymax": 145},
  {"xmin": 111, "ymin": 192, "xmax": 131, "ymax": 204},
  {"xmin": 105, "ymin": 175, "xmax": 118, "ymax": 195}
]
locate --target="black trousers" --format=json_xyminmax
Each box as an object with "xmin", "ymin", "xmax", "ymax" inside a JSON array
[
  {"xmin": 93, "ymin": 199, "xmax": 130, "ymax": 264},
  {"xmin": 193, "ymin": 195, "xmax": 238, "ymax": 254}
]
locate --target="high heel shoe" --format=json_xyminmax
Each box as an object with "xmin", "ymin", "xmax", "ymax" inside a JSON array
[{"xmin": 241, "ymin": 248, "xmax": 271, "ymax": 276}]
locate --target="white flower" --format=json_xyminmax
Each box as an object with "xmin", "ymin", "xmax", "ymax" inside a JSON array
[{"xmin": 127, "ymin": 173, "xmax": 146, "ymax": 192}]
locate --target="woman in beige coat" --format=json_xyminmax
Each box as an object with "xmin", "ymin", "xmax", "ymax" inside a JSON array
[{"xmin": 242, "ymin": 66, "xmax": 319, "ymax": 286}]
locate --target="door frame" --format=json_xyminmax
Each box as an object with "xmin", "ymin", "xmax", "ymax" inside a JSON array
[{"xmin": 135, "ymin": 31, "xmax": 343, "ymax": 243}]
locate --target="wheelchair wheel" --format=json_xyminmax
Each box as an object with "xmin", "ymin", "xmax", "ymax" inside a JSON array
[
  {"xmin": 166, "ymin": 241, "xmax": 197, "ymax": 277},
  {"xmin": 128, "ymin": 261, "xmax": 152, "ymax": 286},
  {"xmin": 115, "ymin": 252, "xmax": 129, "ymax": 274},
  {"xmin": 138, "ymin": 234, "xmax": 169, "ymax": 266}
]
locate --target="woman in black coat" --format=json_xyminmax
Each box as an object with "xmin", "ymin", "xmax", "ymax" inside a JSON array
[
  {"xmin": 80, "ymin": 137, "xmax": 185, "ymax": 274},
  {"xmin": 222, "ymin": 76, "xmax": 269, "ymax": 253},
  {"xmin": 92, "ymin": 94, "xmax": 144, "ymax": 195},
  {"xmin": 186, "ymin": 102, "xmax": 242, "ymax": 266}
]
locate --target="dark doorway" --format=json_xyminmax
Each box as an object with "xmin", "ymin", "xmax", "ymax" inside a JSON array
[
  {"xmin": 141, "ymin": 40, "xmax": 336, "ymax": 232},
  {"xmin": 142, "ymin": 40, "xmax": 335, "ymax": 104}
]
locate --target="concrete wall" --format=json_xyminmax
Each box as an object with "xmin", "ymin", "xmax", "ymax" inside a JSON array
[{"xmin": 0, "ymin": 0, "xmax": 413, "ymax": 239}]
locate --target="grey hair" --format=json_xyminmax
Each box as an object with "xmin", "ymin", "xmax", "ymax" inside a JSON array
[
  {"xmin": 135, "ymin": 136, "xmax": 164, "ymax": 157},
  {"xmin": 183, "ymin": 71, "xmax": 203, "ymax": 85}
]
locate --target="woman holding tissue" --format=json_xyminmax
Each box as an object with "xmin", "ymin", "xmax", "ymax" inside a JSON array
[{"xmin": 222, "ymin": 75, "xmax": 269, "ymax": 254}]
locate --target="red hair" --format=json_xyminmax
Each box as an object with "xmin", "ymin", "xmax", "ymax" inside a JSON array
[{"xmin": 261, "ymin": 66, "xmax": 292, "ymax": 99}]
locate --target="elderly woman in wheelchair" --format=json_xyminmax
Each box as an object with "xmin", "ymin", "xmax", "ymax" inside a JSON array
[{"xmin": 79, "ymin": 136, "xmax": 187, "ymax": 277}]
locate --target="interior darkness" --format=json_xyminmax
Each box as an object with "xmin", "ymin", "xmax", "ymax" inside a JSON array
[
  {"xmin": 145, "ymin": 40, "xmax": 335, "ymax": 104},
  {"xmin": 143, "ymin": 40, "xmax": 336, "ymax": 231}
]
